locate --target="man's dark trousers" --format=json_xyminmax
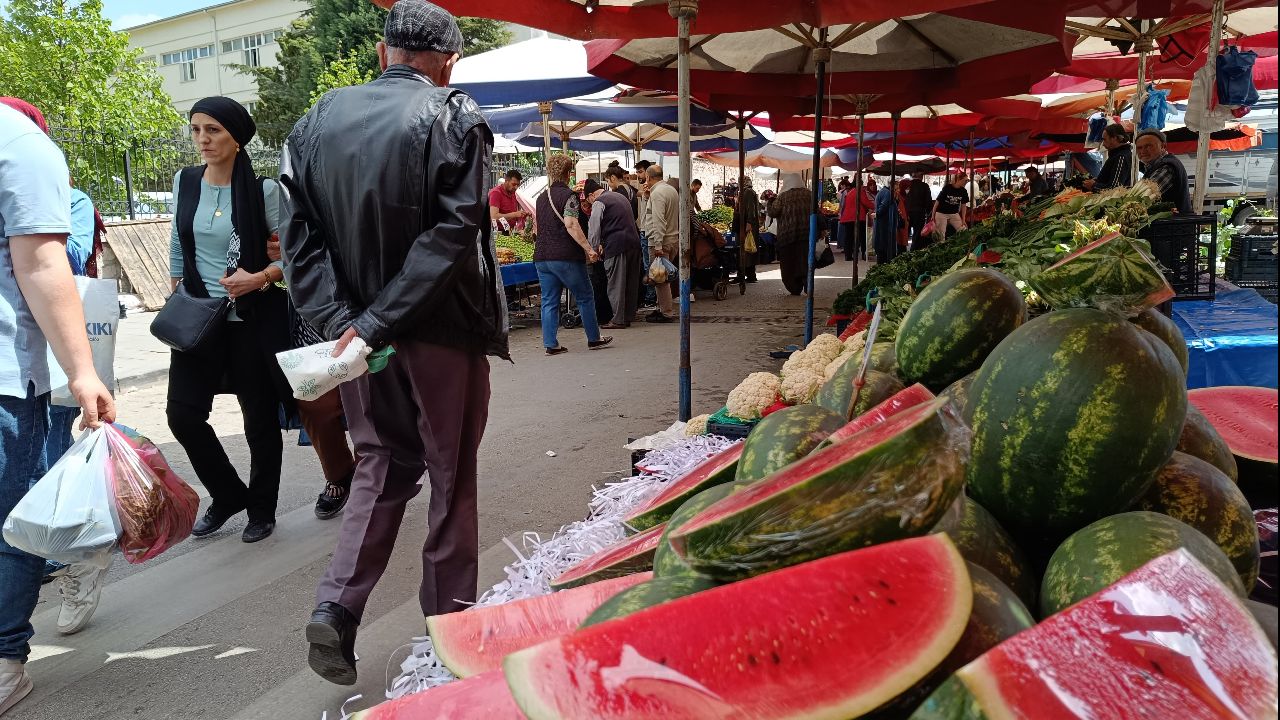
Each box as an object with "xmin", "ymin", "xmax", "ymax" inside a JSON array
[{"xmin": 317, "ymin": 341, "xmax": 490, "ymax": 620}]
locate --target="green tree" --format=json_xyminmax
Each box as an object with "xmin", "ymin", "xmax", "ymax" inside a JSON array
[
  {"xmin": 0, "ymin": 0, "xmax": 182, "ymax": 204},
  {"xmin": 310, "ymin": 50, "xmax": 376, "ymax": 105},
  {"xmin": 458, "ymin": 17, "xmax": 513, "ymax": 56},
  {"xmin": 244, "ymin": 16, "xmax": 324, "ymax": 144}
]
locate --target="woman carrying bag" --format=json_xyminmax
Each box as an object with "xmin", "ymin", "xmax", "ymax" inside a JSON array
[{"xmin": 155, "ymin": 97, "xmax": 292, "ymax": 543}]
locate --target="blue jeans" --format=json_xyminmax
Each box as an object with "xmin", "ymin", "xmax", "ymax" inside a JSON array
[
  {"xmin": 535, "ymin": 260, "xmax": 600, "ymax": 348},
  {"xmin": 0, "ymin": 387, "xmax": 51, "ymax": 662}
]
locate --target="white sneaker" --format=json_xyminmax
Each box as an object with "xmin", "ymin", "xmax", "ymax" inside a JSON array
[
  {"xmin": 0, "ymin": 659, "xmax": 32, "ymax": 717},
  {"xmin": 688, "ymin": 293, "xmax": 696, "ymax": 303},
  {"xmin": 56, "ymin": 558, "xmax": 111, "ymax": 635}
]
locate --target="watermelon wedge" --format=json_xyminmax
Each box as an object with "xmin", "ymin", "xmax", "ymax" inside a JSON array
[
  {"xmin": 550, "ymin": 524, "xmax": 665, "ymax": 590},
  {"xmin": 1188, "ymin": 386, "xmax": 1278, "ymax": 509},
  {"xmin": 505, "ymin": 535, "xmax": 974, "ymax": 720},
  {"xmin": 820, "ymin": 383, "xmax": 936, "ymax": 448},
  {"xmin": 625, "ymin": 444, "xmax": 743, "ymax": 531},
  {"xmin": 672, "ymin": 397, "xmax": 967, "ymax": 580},
  {"xmin": 427, "ymin": 572, "xmax": 652, "ymax": 678},
  {"xmin": 351, "ymin": 670, "xmax": 523, "ymax": 719},
  {"xmin": 1028, "ymin": 232, "xmax": 1175, "ymax": 313},
  {"xmin": 911, "ymin": 549, "xmax": 1279, "ymax": 720}
]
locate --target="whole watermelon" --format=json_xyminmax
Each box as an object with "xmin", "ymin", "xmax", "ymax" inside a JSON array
[
  {"xmin": 1040, "ymin": 511, "xmax": 1245, "ymax": 618},
  {"xmin": 967, "ymin": 308, "xmax": 1187, "ymax": 538},
  {"xmin": 869, "ymin": 342, "xmax": 899, "ymax": 376},
  {"xmin": 736, "ymin": 405, "xmax": 845, "ymax": 484},
  {"xmin": 896, "ymin": 269, "xmax": 1026, "ymax": 392},
  {"xmin": 818, "ymin": 365, "xmax": 907, "ymax": 423},
  {"xmin": 579, "ymin": 575, "xmax": 719, "ymax": 628},
  {"xmin": 1135, "ymin": 451, "xmax": 1260, "ymax": 591},
  {"xmin": 932, "ymin": 496, "xmax": 1037, "ymax": 609},
  {"xmin": 1130, "ymin": 307, "xmax": 1189, "ymax": 375},
  {"xmin": 653, "ymin": 483, "xmax": 740, "ymax": 578},
  {"xmin": 1177, "ymin": 404, "xmax": 1240, "ymax": 482},
  {"xmin": 939, "ymin": 371, "xmax": 977, "ymax": 425}
]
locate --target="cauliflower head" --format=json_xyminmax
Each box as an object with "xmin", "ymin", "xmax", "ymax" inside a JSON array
[
  {"xmin": 727, "ymin": 372, "xmax": 781, "ymax": 420},
  {"xmin": 823, "ymin": 353, "xmax": 855, "ymax": 382},
  {"xmin": 806, "ymin": 333, "xmax": 844, "ymax": 362},
  {"xmin": 685, "ymin": 414, "xmax": 711, "ymax": 436},
  {"xmin": 781, "ymin": 349, "xmax": 827, "ymax": 379},
  {"xmin": 780, "ymin": 369, "xmax": 824, "ymax": 404},
  {"xmin": 843, "ymin": 330, "xmax": 868, "ymax": 355}
]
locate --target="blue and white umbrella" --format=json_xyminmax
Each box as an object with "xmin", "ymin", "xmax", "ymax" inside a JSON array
[{"xmin": 450, "ymin": 37, "xmax": 615, "ymax": 106}]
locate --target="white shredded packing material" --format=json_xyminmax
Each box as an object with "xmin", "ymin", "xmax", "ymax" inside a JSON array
[{"xmin": 375, "ymin": 434, "xmax": 739, "ymax": 707}]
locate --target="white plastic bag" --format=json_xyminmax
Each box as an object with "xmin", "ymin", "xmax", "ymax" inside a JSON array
[
  {"xmin": 2, "ymin": 428, "xmax": 119, "ymax": 567},
  {"xmin": 275, "ymin": 338, "xmax": 374, "ymax": 401},
  {"xmin": 48, "ymin": 277, "xmax": 119, "ymax": 407}
]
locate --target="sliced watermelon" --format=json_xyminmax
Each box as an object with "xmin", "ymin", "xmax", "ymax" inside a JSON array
[
  {"xmin": 911, "ymin": 549, "xmax": 1279, "ymax": 720},
  {"xmin": 427, "ymin": 572, "xmax": 652, "ymax": 678},
  {"xmin": 671, "ymin": 397, "xmax": 967, "ymax": 580},
  {"xmin": 820, "ymin": 383, "xmax": 936, "ymax": 448},
  {"xmin": 505, "ymin": 535, "xmax": 973, "ymax": 720},
  {"xmin": 351, "ymin": 670, "xmax": 523, "ymax": 719},
  {"xmin": 1189, "ymin": 386, "xmax": 1278, "ymax": 509},
  {"xmin": 549, "ymin": 524, "xmax": 665, "ymax": 591},
  {"xmin": 1028, "ymin": 232, "xmax": 1175, "ymax": 313},
  {"xmin": 624, "ymin": 444, "xmax": 743, "ymax": 531}
]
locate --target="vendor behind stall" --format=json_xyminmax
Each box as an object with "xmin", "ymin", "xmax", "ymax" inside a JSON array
[
  {"xmin": 1136, "ymin": 129, "xmax": 1192, "ymax": 213},
  {"xmin": 1085, "ymin": 124, "xmax": 1134, "ymax": 192}
]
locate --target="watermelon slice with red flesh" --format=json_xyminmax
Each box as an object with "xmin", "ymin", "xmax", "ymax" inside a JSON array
[
  {"xmin": 549, "ymin": 523, "xmax": 666, "ymax": 591},
  {"xmin": 1189, "ymin": 386, "xmax": 1278, "ymax": 509},
  {"xmin": 821, "ymin": 383, "xmax": 936, "ymax": 448},
  {"xmin": 351, "ymin": 670, "xmax": 523, "ymax": 720},
  {"xmin": 505, "ymin": 535, "xmax": 973, "ymax": 720},
  {"xmin": 428, "ymin": 572, "xmax": 653, "ymax": 678},
  {"xmin": 910, "ymin": 549, "xmax": 1279, "ymax": 720},
  {"xmin": 624, "ymin": 444, "xmax": 743, "ymax": 531}
]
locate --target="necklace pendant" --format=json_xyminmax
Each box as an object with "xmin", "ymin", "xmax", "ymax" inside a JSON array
[{"xmin": 215, "ymin": 209, "xmax": 223, "ymax": 217}]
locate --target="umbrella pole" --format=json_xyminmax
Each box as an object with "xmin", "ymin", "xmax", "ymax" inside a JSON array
[
  {"xmin": 968, "ymin": 129, "xmax": 976, "ymax": 217},
  {"xmin": 1131, "ymin": 21, "xmax": 1153, "ymax": 187},
  {"xmin": 539, "ymin": 102, "xmax": 553, "ymax": 161},
  {"xmin": 805, "ymin": 30, "xmax": 831, "ymax": 345},
  {"xmin": 671, "ymin": 0, "xmax": 697, "ymax": 423},
  {"xmin": 852, "ymin": 112, "xmax": 866, "ymax": 289},
  {"xmin": 738, "ymin": 116, "xmax": 747, "ymax": 288},
  {"xmin": 1194, "ymin": 0, "xmax": 1226, "ymax": 214}
]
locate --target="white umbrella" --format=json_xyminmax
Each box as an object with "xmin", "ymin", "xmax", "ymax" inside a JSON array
[{"xmin": 450, "ymin": 37, "xmax": 616, "ymax": 105}]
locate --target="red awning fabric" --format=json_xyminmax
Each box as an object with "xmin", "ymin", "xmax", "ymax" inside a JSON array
[
  {"xmin": 373, "ymin": 0, "xmax": 992, "ymax": 41},
  {"xmin": 1042, "ymin": 124, "xmax": 1260, "ymax": 153},
  {"xmin": 585, "ymin": 1, "xmax": 1072, "ymax": 97},
  {"xmin": 1066, "ymin": 0, "xmax": 1275, "ymax": 17}
]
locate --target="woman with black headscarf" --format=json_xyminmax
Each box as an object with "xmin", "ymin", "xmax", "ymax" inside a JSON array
[{"xmin": 166, "ymin": 97, "xmax": 292, "ymax": 544}]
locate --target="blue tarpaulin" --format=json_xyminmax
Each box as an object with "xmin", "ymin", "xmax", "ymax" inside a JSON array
[
  {"xmin": 1173, "ymin": 283, "xmax": 1279, "ymax": 390},
  {"xmin": 500, "ymin": 261, "xmax": 538, "ymax": 287}
]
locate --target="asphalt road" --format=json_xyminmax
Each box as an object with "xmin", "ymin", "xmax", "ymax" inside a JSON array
[{"xmin": 20, "ymin": 261, "xmax": 865, "ymax": 720}]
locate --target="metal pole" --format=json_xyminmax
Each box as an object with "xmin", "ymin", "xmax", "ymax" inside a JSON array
[
  {"xmin": 968, "ymin": 128, "xmax": 976, "ymax": 217},
  {"xmin": 671, "ymin": 0, "xmax": 697, "ymax": 422},
  {"xmin": 123, "ymin": 148, "xmax": 136, "ymax": 220},
  {"xmin": 1194, "ymin": 0, "xmax": 1226, "ymax": 214},
  {"xmin": 738, "ymin": 117, "xmax": 747, "ymax": 288},
  {"xmin": 1131, "ymin": 22, "xmax": 1152, "ymax": 187},
  {"xmin": 805, "ymin": 30, "xmax": 831, "ymax": 345},
  {"xmin": 852, "ymin": 112, "xmax": 866, "ymax": 288},
  {"xmin": 539, "ymin": 102, "xmax": 553, "ymax": 160}
]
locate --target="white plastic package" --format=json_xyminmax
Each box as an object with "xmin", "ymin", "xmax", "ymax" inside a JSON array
[
  {"xmin": 276, "ymin": 338, "xmax": 374, "ymax": 401},
  {"xmin": 2, "ymin": 428, "xmax": 119, "ymax": 567}
]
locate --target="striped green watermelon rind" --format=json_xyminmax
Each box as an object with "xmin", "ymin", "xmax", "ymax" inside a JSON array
[
  {"xmin": 850, "ymin": 371, "xmax": 908, "ymax": 421},
  {"xmin": 1135, "ymin": 451, "xmax": 1260, "ymax": 592},
  {"xmin": 966, "ymin": 308, "xmax": 1187, "ymax": 538},
  {"xmin": 911, "ymin": 550, "xmax": 1279, "ymax": 720},
  {"xmin": 505, "ymin": 536, "xmax": 975, "ymax": 720},
  {"xmin": 734, "ymin": 405, "xmax": 846, "ymax": 484},
  {"xmin": 1040, "ymin": 511, "xmax": 1245, "ymax": 618},
  {"xmin": 1131, "ymin": 307, "xmax": 1189, "ymax": 375},
  {"xmin": 579, "ymin": 575, "xmax": 720, "ymax": 628},
  {"xmin": 653, "ymin": 482, "xmax": 743, "ymax": 578},
  {"xmin": 353, "ymin": 670, "xmax": 524, "ymax": 719},
  {"xmin": 869, "ymin": 342, "xmax": 899, "ymax": 376},
  {"xmin": 428, "ymin": 572, "xmax": 653, "ymax": 678},
  {"xmin": 1178, "ymin": 404, "xmax": 1240, "ymax": 483},
  {"xmin": 818, "ymin": 365, "xmax": 907, "ymax": 423},
  {"xmin": 932, "ymin": 496, "xmax": 1038, "ymax": 610},
  {"xmin": 624, "ymin": 444, "xmax": 743, "ymax": 532},
  {"xmin": 820, "ymin": 383, "xmax": 937, "ymax": 449},
  {"xmin": 670, "ymin": 397, "xmax": 969, "ymax": 581},
  {"xmin": 896, "ymin": 269, "xmax": 1027, "ymax": 392},
  {"xmin": 1027, "ymin": 232, "xmax": 1175, "ymax": 314},
  {"xmin": 939, "ymin": 371, "xmax": 978, "ymax": 427},
  {"xmin": 866, "ymin": 563, "xmax": 1033, "ymax": 719},
  {"xmin": 549, "ymin": 524, "xmax": 666, "ymax": 591}
]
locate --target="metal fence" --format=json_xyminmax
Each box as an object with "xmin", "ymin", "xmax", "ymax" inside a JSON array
[{"xmin": 50, "ymin": 125, "xmax": 283, "ymax": 222}]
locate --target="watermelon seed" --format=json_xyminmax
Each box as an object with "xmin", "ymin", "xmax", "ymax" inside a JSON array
[
  {"xmin": 1150, "ymin": 660, "xmax": 1164, "ymax": 676},
  {"xmin": 852, "ymin": 594, "xmax": 862, "ymax": 603},
  {"xmin": 771, "ymin": 651, "xmax": 781, "ymax": 665},
  {"xmin": 748, "ymin": 655, "xmax": 758, "ymax": 666},
  {"xmin": 887, "ymin": 598, "xmax": 897, "ymax": 606},
  {"xmin": 877, "ymin": 580, "xmax": 891, "ymax": 589}
]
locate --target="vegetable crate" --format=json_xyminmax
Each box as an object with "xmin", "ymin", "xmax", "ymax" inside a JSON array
[
  {"xmin": 1225, "ymin": 233, "xmax": 1278, "ymax": 286},
  {"xmin": 1140, "ymin": 215, "xmax": 1216, "ymax": 302}
]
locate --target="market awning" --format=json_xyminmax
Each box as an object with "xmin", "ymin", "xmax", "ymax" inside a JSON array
[{"xmin": 449, "ymin": 37, "xmax": 615, "ymax": 106}]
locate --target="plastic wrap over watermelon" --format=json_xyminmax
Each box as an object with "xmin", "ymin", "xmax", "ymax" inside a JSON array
[
  {"xmin": 1028, "ymin": 233, "xmax": 1175, "ymax": 317},
  {"xmin": 670, "ymin": 397, "xmax": 972, "ymax": 581},
  {"xmin": 1253, "ymin": 509, "xmax": 1277, "ymax": 607}
]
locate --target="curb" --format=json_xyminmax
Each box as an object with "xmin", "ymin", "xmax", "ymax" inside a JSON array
[{"xmin": 117, "ymin": 367, "xmax": 170, "ymax": 394}]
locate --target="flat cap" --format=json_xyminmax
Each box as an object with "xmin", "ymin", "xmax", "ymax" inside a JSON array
[{"xmin": 385, "ymin": 0, "xmax": 465, "ymax": 57}]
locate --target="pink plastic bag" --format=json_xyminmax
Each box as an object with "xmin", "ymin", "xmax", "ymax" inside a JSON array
[
  {"xmin": 921, "ymin": 219, "xmax": 937, "ymax": 239},
  {"xmin": 104, "ymin": 424, "xmax": 199, "ymax": 564}
]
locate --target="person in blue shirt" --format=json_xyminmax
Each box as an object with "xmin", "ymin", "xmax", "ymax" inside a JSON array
[{"xmin": 0, "ymin": 97, "xmax": 115, "ymax": 718}]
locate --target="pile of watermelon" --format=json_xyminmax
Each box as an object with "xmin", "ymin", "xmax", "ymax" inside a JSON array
[{"xmin": 356, "ymin": 251, "xmax": 1279, "ymax": 718}]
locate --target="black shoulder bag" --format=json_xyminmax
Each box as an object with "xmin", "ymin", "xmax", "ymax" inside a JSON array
[{"xmin": 150, "ymin": 166, "xmax": 241, "ymax": 354}]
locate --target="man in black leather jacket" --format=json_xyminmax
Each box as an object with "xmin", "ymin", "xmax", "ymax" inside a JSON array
[{"xmin": 278, "ymin": 0, "xmax": 508, "ymax": 686}]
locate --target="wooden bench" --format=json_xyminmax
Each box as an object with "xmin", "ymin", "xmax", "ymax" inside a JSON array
[{"xmin": 102, "ymin": 218, "xmax": 171, "ymax": 311}]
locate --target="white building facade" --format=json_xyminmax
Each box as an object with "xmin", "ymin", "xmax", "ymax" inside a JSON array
[{"xmin": 123, "ymin": 0, "xmax": 308, "ymax": 116}]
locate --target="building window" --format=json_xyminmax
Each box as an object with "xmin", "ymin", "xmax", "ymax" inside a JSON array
[
  {"xmin": 244, "ymin": 47, "xmax": 261, "ymax": 67},
  {"xmin": 245, "ymin": 101, "xmax": 259, "ymax": 115},
  {"xmin": 222, "ymin": 29, "xmax": 284, "ymax": 55},
  {"xmin": 161, "ymin": 44, "xmax": 213, "ymax": 66},
  {"xmin": 180, "ymin": 61, "xmax": 197, "ymax": 82}
]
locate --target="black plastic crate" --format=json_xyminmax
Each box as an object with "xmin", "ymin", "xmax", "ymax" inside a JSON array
[
  {"xmin": 1226, "ymin": 256, "xmax": 1279, "ymax": 284},
  {"xmin": 1140, "ymin": 216, "xmax": 1216, "ymax": 302},
  {"xmin": 1228, "ymin": 233, "xmax": 1278, "ymax": 261},
  {"xmin": 1234, "ymin": 280, "xmax": 1278, "ymax": 305},
  {"xmin": 706, "ymin": 419, "xmax": 755, "ymax": 440}
]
